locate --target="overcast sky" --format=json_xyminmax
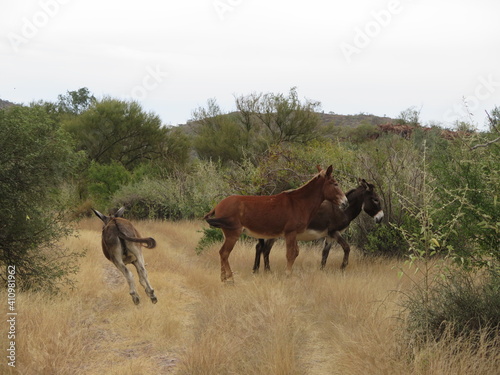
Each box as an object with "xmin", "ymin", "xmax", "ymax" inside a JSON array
[{"xmin": 1, "ymin": 0, "xmax": 499, "ymax": 129}]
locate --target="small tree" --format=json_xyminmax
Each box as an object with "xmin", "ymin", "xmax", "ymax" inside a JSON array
[
  {"xmin": 237, "ymin": 87, "xmax": 323, "ymax": 144},
  {"xmin": 64, "ymin": 98, "xmax": 169, "ymax": 169},
  {"xmin": 0, "ymin": 105, "xmax": 83, "ymax": 292},
  {"xmin": 57, "ymin": 87, "xmax": 96, "ymax": 115},
  {"xmin": 192, "ymin": 98, "xmax": 250, "ymax": 163},
  {"xmin": 193, "ymin": 88, "xmax": 323, "ymax": 164},
  {"xmin": 396, "ymin": 106, "xmax": 421, "ymax": 126}
]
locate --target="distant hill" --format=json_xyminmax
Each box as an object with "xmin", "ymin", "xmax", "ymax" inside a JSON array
[
  {"xmin": 179, "ymin": 111, "xmax": 463, "ymax": 142},
  {"xmin": 317, "ymin": 113, "xmax": 395, "ymax": 128},
  {"xmin": 0, "ymin": 99, "xmax": 16, "ymax": 110},
  {"xmin": 179, "ymin": 112, "xmax": 396, "ymax": 135}
]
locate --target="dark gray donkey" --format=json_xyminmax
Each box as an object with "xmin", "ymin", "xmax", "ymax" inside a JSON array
[
  {"xmin": 253, "ymin": 179, "xmax": 384, "ymax": 272},
  {"xmin": 93, "ymin": 207, "xmax": 157, "ymax": 305}
]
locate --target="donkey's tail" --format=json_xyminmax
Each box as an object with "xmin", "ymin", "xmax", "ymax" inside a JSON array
[
  {"xmin": 204, "ymin": 208, "xmax": 239, "ymax": 230},
  {"xmin": 117, "ymin": 231, "xmax": 157, "ymax": 249},
  {"xmin": 205, "ymin": 217, "xmax": 239, "ymax": 230},
  {"xmin": 203, "ymin": 208, "xmax": 216, "ymax": 220},
  {"xmin": 114, "ymin": 220, "xmax": 157, "ymax": 249}
]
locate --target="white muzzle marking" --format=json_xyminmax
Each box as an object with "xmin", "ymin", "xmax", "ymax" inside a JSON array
[{"xmin": 374, "ymin": 210, "xmax": 384, "ymax": 223}]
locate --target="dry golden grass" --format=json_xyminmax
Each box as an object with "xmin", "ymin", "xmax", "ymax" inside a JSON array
[{"xmin": 1, "ymin": 219, "xmax": 498, "ymax": 374}]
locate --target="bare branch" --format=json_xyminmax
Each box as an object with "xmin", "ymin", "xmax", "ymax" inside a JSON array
[
  {"xmin": 485, "ymin": 110, "xmax": 499, "ymax": 133},
  {"xmin": 469, "ymin": 110, "xmax": 500, "ymax": 150},
  {"xmin": 470, "ymin": 136, "xmax": 500, "ymax": 150}
]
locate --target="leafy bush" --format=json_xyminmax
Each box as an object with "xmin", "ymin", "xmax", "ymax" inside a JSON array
[
  {"xmin": 404, "ymin": 269, "xmax": 500, "ymax": 344},
  {"xmin": 64, "ymin": 98, "xmax": 169, "ymax": 169},
  {"xmin": 362, "ymin": 224, "xmax": 407, "ymax": 257},
  {"xmin": 340, "ymin": 133, "xmax": 425, "ymax": 254},
  {"xmin": 87, "ymin": 161, "xmax": 131, "ymax": 209},
  {"xmin": 0, "ymin": 105, "xmax": 84, "ymax": 292},
  {"xmin": 112, "ymin": 160, "xmax": 231, "ymax": 219},
  {"xmin": 195, "ymin": 228, "xmax": 224, "ymax": 254},
  {"xmin": 237, "ymin": 141, "xmax": 357, "ymax": 196},
  {"xmin": 429, "ymin": 131, "xmax": 500, "ymax": 270},
  {"xmin": 343, "ymin": 123, "xmax": 380, "ymax": 143}
]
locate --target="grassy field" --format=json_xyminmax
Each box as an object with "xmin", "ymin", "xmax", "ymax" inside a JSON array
[{"xmin": 1, "ymin": 219, "xmax": 498, "ymax": 375}]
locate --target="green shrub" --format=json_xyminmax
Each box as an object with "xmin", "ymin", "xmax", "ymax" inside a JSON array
[
  {"xmin": 112, "ymin": 160, "xmax": 231, "ymax": 219},
  {"xmin": 195, "ymin": 227, "xmax": 253, "ymax": 255},
  {"xmin": 429, "ymin": 132, "xmax": 500, "ymax": 270},
  {"xmin": 0, "ymin": 105, "xmax": 84, "ymax": 292},
  {"xmin": 345, "ymin": 123, "xmax": 380, "ymax": 143},
  {"xmin": 195, "ymin": 227, "xmax": 224, "ymax": 254},
  {"xmin": 87, "ymin": 161, "xmax": 131, "ymax": 209},
  {"xmin": 362, "ymin": 224, "xmax": 407, "ymax": 257},
  {"xmin": 404, "ymin": 269, "xmax": 500, "ymax": 344}
]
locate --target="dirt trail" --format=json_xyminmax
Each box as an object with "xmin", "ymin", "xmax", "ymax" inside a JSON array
[
  {"xmin": 88, "ymin": 246, "xmax": 204, "ymax": 374},
  {"xmin": 89, "ymin": 263, "xmax": 177, "ymax": 373}
]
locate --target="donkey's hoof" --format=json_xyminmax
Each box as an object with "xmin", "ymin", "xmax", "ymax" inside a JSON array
[
  {"xmin": 151, "ymin": 296, "xmax": 158, "ymax": 304},
  {"xmin": 221, "ymin": 271, "xmax": 235, "ymax": 283},
  {"xmin": 131, "ymin": 295, "xmax": 140, "ymax": 305}
]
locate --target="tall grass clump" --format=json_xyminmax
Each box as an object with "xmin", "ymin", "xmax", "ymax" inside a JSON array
[{"xmin": 404, "ymin": 269, "xmax": 500, "ymax": 344}]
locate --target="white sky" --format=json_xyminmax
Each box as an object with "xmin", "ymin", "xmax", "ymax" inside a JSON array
[{"xmin": 1, "ymin": 0, "xmax": 499, "ymax": 129}]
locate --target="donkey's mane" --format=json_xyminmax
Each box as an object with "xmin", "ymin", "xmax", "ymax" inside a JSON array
[
  {"xmin": 345, "ymin": 188, "xmax": 358, "ymax": 198},
  {"xmin": 283, "ymin": 170, "xmax": 324, "ymax": 194}
]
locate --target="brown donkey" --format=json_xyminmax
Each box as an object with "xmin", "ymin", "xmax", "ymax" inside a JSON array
[
  {"xmin": 253, "ymin": 179, "xmax": 384, "ymax": 272},
  {"xmin": 93, "ymin": 207, "xmax": 157, "ymax": 305},
  {"xmin": 204, "ymin": 165, "xmax": 348, "ymax": 282}
]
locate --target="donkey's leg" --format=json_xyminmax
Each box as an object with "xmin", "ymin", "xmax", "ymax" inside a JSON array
[
  {"xmin": 284, "ymin": 232, "xmax": 299, "ymax": 276},
  {"xmin": 333, "ymin": 231, "xmax": 350, "ymax": 270},
  {"xmin": 253, "ymin": 239, "xmax": 264, "ymax": 273},
  {"xmin": 113, "ymin": 259, "xmax": 141, "ymax": 305},
  {"xmin": 321, "ymin": 236, "xmax": 334, "ymax": 269},
  {"xmin": 132, "ymin": 253, "xmax": 157, "ymax": 304},
  {"xmin": 263, "ymin": 239, "xmax": 276, "ymax": 272},
  {"xmin": 219, "ymin": 229, "xmax": 241, "ymax": 283}
]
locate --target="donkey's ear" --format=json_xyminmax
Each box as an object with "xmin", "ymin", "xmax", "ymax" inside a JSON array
[
  {"xmin": 114, "ymin": 207, "xmax": 126, "ymax": 217},
  {"xmin": 316, "ymin": 165, "xmax": 322, "ymax": 173},
  {"xmin": 359, "ymin": 178, "xmax": 369, "ymax": 189},
  {"xmin": 92, "ymin": 209, "xmax": 108, "ymax": 223},
  {"xmin": 326, "ymin": 165, "xmax": 333, "ymax": 177}
]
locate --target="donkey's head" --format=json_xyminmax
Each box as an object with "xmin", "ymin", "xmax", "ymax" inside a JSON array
[
  {"xmin": 358, "ymin": 179, "xmax": 384, "ymax": 223},
  {"xmin": 317, "ymin": 165, "xmax": 348, "ymax": 209}
]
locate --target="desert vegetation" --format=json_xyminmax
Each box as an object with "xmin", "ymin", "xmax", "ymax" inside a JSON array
[
  {"xmin": 1, "ymin": 220, "xmax": 499, "ymax": 374},
  {"xmin": 0, "ymin": 88, "xmax": 499, "ymax": 374}
]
